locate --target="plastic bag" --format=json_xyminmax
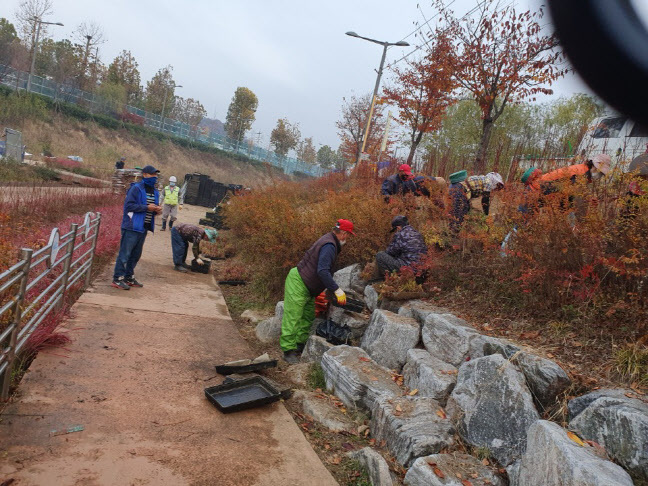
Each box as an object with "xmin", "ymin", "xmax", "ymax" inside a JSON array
[{"xmin": 316, "ymin": 319, "xmax": 351, "ymax": 346}]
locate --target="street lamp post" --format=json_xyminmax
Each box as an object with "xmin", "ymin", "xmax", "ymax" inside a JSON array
[
  {"xmin": 345, "ymin": 31, "xmax": 409, "ymax": 165},
  {"xmin": 27, "ymin": 18, "xmax": 64, "ymax": 92},
  {"xmin": 160, "ymin": 83, "xmax": 182, "ymax": 132}
]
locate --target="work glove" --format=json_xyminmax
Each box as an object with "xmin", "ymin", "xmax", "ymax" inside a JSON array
[
  {"xmin": 334, "ymin": 288, "xmax": 347, "ymax": 306},
  {"xmin": 179, "ymin": 205, "xmax": 183, "ymax": 210},
  {"xmin": 196, "ymin": 258, "xmax": 204, "ymax": 265}
]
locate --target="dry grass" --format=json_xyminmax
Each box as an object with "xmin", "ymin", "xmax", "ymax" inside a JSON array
[{"xmin": 18, "ymin": 117, "xmax": 290, "ymax": 187}]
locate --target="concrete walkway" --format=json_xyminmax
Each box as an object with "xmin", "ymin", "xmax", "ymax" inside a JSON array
[{"xmin": 0, "ymin": 205, "xmax": 337, "ymax": 486}]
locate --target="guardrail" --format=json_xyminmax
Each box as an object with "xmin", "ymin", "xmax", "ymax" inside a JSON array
[{"xmin": 0, "ymin": 211, "xmax": 102, "ymax": 399}]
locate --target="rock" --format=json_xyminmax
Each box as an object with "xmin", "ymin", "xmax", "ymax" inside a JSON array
[
  {"xmin": 570, "ymin": 395, "xmax": 648, "ymax": 481},
  {"xmin": 421, "ymin": 312, "xmax": 492, "ymax": 367},
  {"xmin": 284, "ymin": 362, "xmax": 312, "ymax": 387},
  {"xmin": 361, "ymin": 310, "xmax": 420, "ymax": 371},
  {"xmin": 482, "ymin": 338, "xmax": 521, "ymax": 359},
  {"xmin": 301, "ymin": 335, "xmax": 334, "ymax": 364},
  {"xmin": 291, "ymin": 390, "xmax": 356, "ymax": 433},
  {"xmin": 404, "ymin": 453, "xmax": 506, "ymax": 486},
  {"xmin": 254, "ymin": 301, "xmax": 284, "ymax": 343},
  {"xmin": 365, "ymin": 285, "xmax": 379, "ymax": 313},
  {"xmin": 347, "ymin": 447, "xmax": 394, "ymax": 486},
  {"xmin": 371, "ymin": 396, "xmax": 455, "ymax": 467},
  {"xmin": 328, "ymin": 307, "xmax": 370, "ymax": 339},
  {"xmin": 240, "ymin": 309, "xmax": 270, "ymax": 324},
  {"xmin": 511, "ymin": 352, "xmax": 571, "ymax": 409},
  {"xmin": 446, "ymin": 354, "xmax": 540, "ymax": 466},
  {"xmin": 568, "ymin": 389, "xmax": 635, "ymax": 421},
  {"xmin": 320, "ymin": 345, "xmax": 402, "ymax": 411},
  {"xmin": 402, "ymin": 349, "xmax": 457, "ymax": 405},
  {"xmin": 401, "ymin": 300, "xmax": 449, "ymax": 327},
  {"xmin": 516, "ymin": 420, "xmax": 634, "ymax": 486},
  {"xmin": 378, "ymin": 297, "xmax": 403, "ymax": 313},
  {"xmin": 333, "ymin": 264, "xmax": 365, "ymax": 294}
]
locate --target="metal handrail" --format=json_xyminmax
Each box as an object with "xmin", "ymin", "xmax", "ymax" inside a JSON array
[{"xmin": 0, "ymin": 212, "xmax": 102, "ymax": 400}]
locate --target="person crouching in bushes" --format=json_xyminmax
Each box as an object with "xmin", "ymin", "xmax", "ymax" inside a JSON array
[
  {"xmin": 374, "ymin": 215, "xmax": 427, "ymax": 278},
  {"xmin": 449, "ymin": 170, "xmax": 505, "ymax": 232},
  {"xmin": 171, "ymin": 223, "xmax": 218, "ymax": 272},
  {"xmin": 381, "ymin": 164, "xmax": 417, "ymax": 202},
  {"xmin": 280, "ymin": 219, "xmax": 355, "ymax": 364}
]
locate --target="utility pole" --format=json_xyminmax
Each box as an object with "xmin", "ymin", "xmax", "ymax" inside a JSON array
[{"xmin": 27, "ymin": 17, "xmax": 64, "ymax": 92}]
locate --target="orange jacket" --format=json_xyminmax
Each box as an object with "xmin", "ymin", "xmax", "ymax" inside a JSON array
[{"xmin": 540, "ymin": 164, "xmax": 589, "ymax": 183}]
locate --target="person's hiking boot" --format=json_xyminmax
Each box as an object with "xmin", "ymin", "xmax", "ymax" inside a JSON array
[
  {"xmin": 169, "ymin": 220, "xmax": 174, "ymax": 229},
  {"xmin": 161, "ymin": 220, "xmax": 167, "ymax": 231},
  {"xmin": 111, "ymin": 278, "xmax": 130, "ymax": 290},
  {"xmin": 296, "ymin": 342, "xmax": 306, "ymax": 353},
  {"xmin": 125, "ymin": 276, "xmax": 143, "ymax": 287},
  {"xmin": 181, "ymin": 262, "xmax": 191, "ymax": 269},
  {"xmin": 283, "ymin": 350, "xmax": 301, "ymax": 364},
  {"xmin": 174, "ymin": 265, "xmax": 188, "ymax": 273}
]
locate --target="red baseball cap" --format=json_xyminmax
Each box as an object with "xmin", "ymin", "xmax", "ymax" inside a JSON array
[
  {"xmin": 398, "ymin": 164, "xmax": 413, "ymax": 175},
  {"xmin": 336, "ymin": 219, "xmax": 356, "ymax": 235}
]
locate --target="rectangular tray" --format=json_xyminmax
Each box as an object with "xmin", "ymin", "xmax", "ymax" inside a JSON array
[
  {"xmin": 215, "ymin": 359, "xmax": 278, "ymax": 375},
  {"xmin": 332, "ymin": 297, "xmax": 365, "ymax": 313},
  {"xmin": 204, "ymin": 376, "xmax": 281, "ymax": 413}
]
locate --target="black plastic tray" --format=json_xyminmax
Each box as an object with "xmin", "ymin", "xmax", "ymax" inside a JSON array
[
  {"xmin": 204, "ymin": 376, "xmax": 281, "ymax": 413},
  {"xmin": 215, "ymin": 359, "xmax": 278, "ymax": 375},
  {"xmin": 332, "ymin": 297, "xmax": 365, "ymax": 313}
]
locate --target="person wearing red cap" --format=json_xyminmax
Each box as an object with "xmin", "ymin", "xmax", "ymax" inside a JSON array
[
  {"xmin": 280, "ymin": 219, "xmax": 355, "ymax": 363},
  {"xmin": 381, "ymin": 164, "xmax": 417, "ymax": 201}
]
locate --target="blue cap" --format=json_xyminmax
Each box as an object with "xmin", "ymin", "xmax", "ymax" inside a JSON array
[{"xmin": 141, "ymin": 165, "xmax": 159, "ymax": 174}]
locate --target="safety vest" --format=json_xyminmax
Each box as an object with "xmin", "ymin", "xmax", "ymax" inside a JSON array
[{"xmin": 163, "ymin": 186, "xmax": 179, "ymax": 205}]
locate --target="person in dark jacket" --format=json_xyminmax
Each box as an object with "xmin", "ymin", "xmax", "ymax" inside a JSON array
[
  {"xmin": 112, "ymin": 165, "xmax": 161, "ymax": 290},
  {"xmin": 381, "ymin": 164, "xmax": 417, "ymax": 201},
  {"xmin": 171, "ymin": 223, "xmax": 218, "ymax": 272},
  {"xmin": 375, "ymin": 215, "xmax": 427, "ymax": 276},
  {"xmin": 280, "ymin": 219, "xmax": 355, "ymax": 363},
  {"xmin": 115, "ymin": 157, "xmax": 126, "ymax": 169}
]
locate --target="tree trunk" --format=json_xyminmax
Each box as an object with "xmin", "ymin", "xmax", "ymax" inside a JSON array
[
  {"xmin": 475, "ymin": 118, "xmax": 494, "ymax": 174},
  {"xmin": 407, "ymin": 131, "xmax": 425, "ymax": 166}
]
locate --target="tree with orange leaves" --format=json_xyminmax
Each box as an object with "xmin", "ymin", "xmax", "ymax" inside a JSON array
[
  {"xmin": 384, "ymin": 31, "xmax": 458, "ymax": 165},
  {"xmin": 336, "ymin": 93, "xmax": 388, "ymax": 166},
  {"xmin": 433, "ymin": 0, "xmax": 566, "ymax": 173}
]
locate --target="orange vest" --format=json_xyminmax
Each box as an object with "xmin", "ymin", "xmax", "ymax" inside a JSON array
[{"xmin": 540, "ymin": 164, "xmax": 589, "ymax": 183}]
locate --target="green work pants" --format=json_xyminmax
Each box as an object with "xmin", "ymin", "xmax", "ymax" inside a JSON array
[{"xmin": 280, "ymin": 267, "xmax": 316, "ymax": 352}]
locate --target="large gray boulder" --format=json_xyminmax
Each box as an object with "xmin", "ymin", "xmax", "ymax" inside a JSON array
[
  {"xmin": 347, "ymin": 447, "xmax": 394, "ymax": 486},
  {"xmin": 421, "ymin": 312, "xmax": 496, "ymax": 367},
  {"xmin": 404, "ymin": 453, "xmax": 506, "ymax": 486},
  {"xmin": 301, "ymin": 335, "xmax": 334, "ymax": 364},
  {"xmin": 516, "ymin": 420, "xmax": 634, "ymax": 486},
  {"xmin": 333, "ymin": 263, "xmax": 367, "ymax": 295},
  {"xmin": 446, "ymin": 354, "xmax": 540, "ymax": 466},
  {"xmin": 361, "ymin": 310, "xmax": 420, "ymax": 371},
  {"xmin": 399, "ymin": 301, "xmax": 449, "ymax": 327},
  {"xmin": 320, "ymin": 345, "xmax": 402, "ymax": 411},
  {"xmin": 370, "ymin": 396, "xmax": 455, "ymax": 467},
  {"xmin": 365, "ymin": 285, "xmax": 379, "ymax": 313},
  {"xmin": 329, "ymin": 306, "xmax": 370, "ymax": 339},
  {"xmin": 568, "ymin": 389, "xmax": 635, "ymax": 421},
  {"xmin": 402, "ymin": 349, "xmax": 457, "ymax": 405},
  {"xmin": 254, "ymin": 301, "xmax": 284, "ymax": 343},
  {"xmin": 291, "ymin": 390, "xmax": 356, "ymax": 433},
  {"xmin": 511, "ymin": 352, "xmax": 571, "ymax": 409},
  {"xmin": 570, "ymin": 395, "xmax": 648, "ymax": 481}
]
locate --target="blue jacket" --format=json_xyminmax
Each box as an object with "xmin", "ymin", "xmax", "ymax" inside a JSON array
[
  {"xmin": 381, "ymin": 174, "xmax": 417, "ymax": 197},
  {"xmin": 121, "ymin": 181, "xmax": 159, "ymax": 233}
]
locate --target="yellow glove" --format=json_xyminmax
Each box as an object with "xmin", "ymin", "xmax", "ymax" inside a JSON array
[
  {"xmin": 178, "ymin": 205, "xmax": 183, "ymax": 211},
  {"xmin": 334, "ymin": 288, "xmax": 347, "ymax": 306}
]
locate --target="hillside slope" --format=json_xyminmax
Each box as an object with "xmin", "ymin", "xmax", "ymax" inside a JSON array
[{"xmin": 7, "ymin": 116, "xmax": 289, "ymax": 187}]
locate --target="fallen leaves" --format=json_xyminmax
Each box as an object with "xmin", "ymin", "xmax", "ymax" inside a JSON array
[
  {"xmin": 567, "ymin": 431, "xmax": 585, "ymax": 447},
  {"xmin": 359, "ymin": 357, "xmax": 371, "ymax": 362},
  {"xmin": 519, "ymin": 330, "xmax": 540, "ymax": 340},
  {"xmin": 427, "ymin": 461, "xmax": 445, "ymax": 478},
  {"xmin": 391, "ymin": 372, "xmax": 404, "ymax": 386},
  {"xmin": 408, "ymin": 388, "xmax": 419, "ymax": 396},
  {"xmin": 341, "ymin": 442, "xmax": 354, "ymax": 451},
  {"xmin": 436, "ymin": 409, "xmax": 447, "ymax": 419},
  {"xmin": 462, "ymin": 480, "xmax": 474, "ymax": 486},
  {"xmin": 329, "ymin": 455, "xmax": 341, "ymax": 465}
]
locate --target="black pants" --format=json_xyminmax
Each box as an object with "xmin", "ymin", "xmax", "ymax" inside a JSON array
[{"xmin": 376, "ymin": 251, "xmax": 404, "ymax": 276}]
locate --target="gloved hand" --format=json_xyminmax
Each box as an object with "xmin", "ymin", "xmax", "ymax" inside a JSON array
[
  {"xmin": 179, "ymin": 205, "xmax": 183, "ymax": 210},
  {"xmin": 334, "ymin": 288, "xmax": 347, "ymax": 306},
  {"xmin": 196, "ymin": 258, "xmax": 204, "ymax": 265}
]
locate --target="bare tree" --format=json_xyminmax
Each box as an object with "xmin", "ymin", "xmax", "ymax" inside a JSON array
[
  {"xmin": 74, "ymin": 22, "xmax": 106, "ymax": 90},
  {"xmin": 15, "ymin": 0, "xmax": 54, "ymax": 52}
]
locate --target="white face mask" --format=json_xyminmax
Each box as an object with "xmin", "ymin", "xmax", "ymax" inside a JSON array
[
  {"xmin": 339, "ymin": 240, "xmax": 347, "ymax": 247},
  {"xmin": 170, "ymin": 182, "xmax": 176, "ymax": 187}
]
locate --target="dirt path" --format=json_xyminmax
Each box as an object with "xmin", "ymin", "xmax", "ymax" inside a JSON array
[{"xmin": 0, "ymin": 205, "xmax": 337, "ymax": 486}]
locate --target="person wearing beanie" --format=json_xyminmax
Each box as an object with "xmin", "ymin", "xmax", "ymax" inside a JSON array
[
  {"xmin": 381, "ymin": 164, "xmax": 417, "ymax": 201},
  {"xmin": 171, "ymin": 223, "xmax": 218, "ymax": 273},
  {"xmin": 280, "ymin": 219, "xmax": 355, "ymax": 363},
  {"xmin": 374, "ymin": 215, "xmax": 427, "ymax": 277}
]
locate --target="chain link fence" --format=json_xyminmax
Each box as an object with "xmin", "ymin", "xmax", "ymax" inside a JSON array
[{"xmin": 0, "ymin": 65, "xmax": 326, "ymax": 177}]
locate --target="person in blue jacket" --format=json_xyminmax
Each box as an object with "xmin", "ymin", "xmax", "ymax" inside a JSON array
[{"xmin": 112, "ymin": 165, "xmax": 162, "ymax": 290}]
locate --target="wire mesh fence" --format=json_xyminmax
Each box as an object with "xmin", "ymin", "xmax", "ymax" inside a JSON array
[{"xmin": 0, "ymin": 64, "xmax": 326, "ymax": 177}]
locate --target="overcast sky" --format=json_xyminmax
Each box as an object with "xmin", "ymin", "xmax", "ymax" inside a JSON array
[{"xmin": 6, "ymin": 0, "xmax": 648, "ymax": 150}]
